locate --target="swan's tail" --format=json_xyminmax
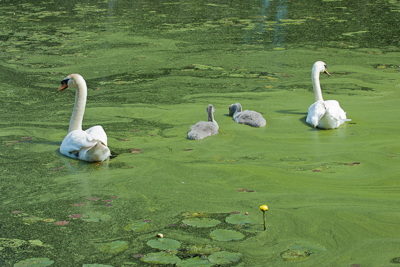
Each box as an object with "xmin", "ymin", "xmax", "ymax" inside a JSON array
[{"xmin": 84, "ymin": 141, "xmax": 110, "ymax": 162}]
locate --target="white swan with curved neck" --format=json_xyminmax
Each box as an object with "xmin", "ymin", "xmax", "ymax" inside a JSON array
[
  {"xmin": 58, "ymin": 74, "xmax": 110, "ymax": 162},
  {"xmin": 306, "ymin": 61, "xmax": 350, "ymax": 129},
  {"xmin": 228, "ymin": 103, "xmax": 266, "ymax": 127},
  {"xmin": 187, "ymin": 104, "xmax": 219, "ymax": 140}
]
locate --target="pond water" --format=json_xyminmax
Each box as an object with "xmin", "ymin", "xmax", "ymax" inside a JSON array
[{"xmin": 1, "ymin": 0, "xmax": 400, "ymax": 266}]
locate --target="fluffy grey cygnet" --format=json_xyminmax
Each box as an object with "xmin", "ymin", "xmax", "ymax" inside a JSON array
[
  {"xmin": 187, "ymin": 104, "xmax": 219, "ymax": 140},
  {"xmin": 228, "ymin": 103, "xmax": 266, "ymax": 127}
]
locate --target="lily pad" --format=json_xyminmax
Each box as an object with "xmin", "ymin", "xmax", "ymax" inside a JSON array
[
  {"xmin": 123, "ymin": 221, "xmax": 150, "ymax": 232},
  {"xmin": 178, "ymin": 244, "xmax": 223, "ymax": 258},
  {"xmin": 210, "ymin": 229, "xmax": 244, "ymax": 241},
  {"xmin": 177, "ymin": 257, "xmax": 214, "ymax": 267},
  {"xmin": 99, "ymin": 241, "xmax": 128, "ymax": 254},
  {"xmin": 182, "ymin": 218, "xmax": 221, "ymax": 228},
  {"xmin": 141, "ymin": 252, "xmax": 181, "ymax": 265},
  {"xmin": 225, "ymin": 213, "xmax": 255, "ymax": 225},
  {"xmin": 208, "ymin": 251, "xmax": 243, "ymax": 264},
  {"xmin": 281, "ymin": 249, "xmax": 310, "ymax": 261},
  {"xmin": 281, "ymin": 241, "xmax": 326, "ymax": 261},
  {"xmin": 147, "ymin": 238, "xmax": 181, "ymax": 250},
  {"xmin": 14, "ymin": 258, "xmax": 54, "ymax": 266},
  {"xmin": 22, "ymin": 216, "xmax": 41, "ymax": 224}
]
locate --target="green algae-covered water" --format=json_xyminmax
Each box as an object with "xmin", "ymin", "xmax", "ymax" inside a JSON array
[{"xmin": 1, "ymin": 0, "xmax": 400, "ymax": 266}]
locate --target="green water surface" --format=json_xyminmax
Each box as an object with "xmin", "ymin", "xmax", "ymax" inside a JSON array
[{"xmin": 1, "ymin": 0, "xmax": 400, "ymax": 266}]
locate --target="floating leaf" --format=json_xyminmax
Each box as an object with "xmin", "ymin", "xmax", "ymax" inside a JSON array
[
  {"xmin": 281, "ymin": 241, "xmax": 326, "ymax": 261},
  {"xmin": 123, "ymin": 221, "xmax": 150, "ymax": 232},
  {"xmin": 55, "ymin": 221, "xmax": 69, "ymax": 226},
  {"xmin": 281, "ymin": 249, "xmax": 310, "ymax": 261},
  {"xmin": 14, "ymin": 258, "xmax": 54, "ymax": 266},
  {"xmin": 208, "ymin": 251, "xmax": 242, "ymax": 264},
  {"xmin": 181, "ymin": 212, "xmax": 209, "ymax": 218},
  {"xmin": 147, "ymin": 238, "xmax": 181, "ymax": 250},
  {"xmin": 177, "ymin": 257, "xmax": 213, "ymax": 267},
  {"xmin": 100, "ymin": 241, "xmax": 128, "ymax": 254},
  {"xmin": 141, "ymin": 252, "xmax": 181, "ymax": 265},
  {"xmin": 22, "ymin": 216, "xmax": 41, "ymax": 224},
  {"xmin": 69, "ymin": 214, "xmax": 83, "ymax": 218},
  {"xmin": 210, "ymin": 229, "xmax": 244, "ymax": 241},
  {"xmin": 178, "ymin": 244, "xmax": 223, "ymax": 258},
  {"xmin": 225, "ymin": 213, "xmax": 255, "ymax": 225},
  {"xmin": 182, "ymin": 218, "xmax": 221, "ymax": 228}
]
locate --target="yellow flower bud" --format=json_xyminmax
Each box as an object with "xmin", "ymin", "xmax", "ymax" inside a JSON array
[{"xmin": 260, "ymin": 205, "xmax": 268, "ymax": 211}]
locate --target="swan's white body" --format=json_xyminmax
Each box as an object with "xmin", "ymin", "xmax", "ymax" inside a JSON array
[
  {"xmin": 187, "ymin": 104, "xmax": 219, "ymax": 140},
  {"xmin": 228, "ymin": 103, "xmax": 266, "ymax": 127},
  {"xmin": 58, "ymin": 74, "xmax": 110, "ymax": 162},
  {"xmin": 306, "ymin": 61, "xmax": 350, "ymax": 129}
]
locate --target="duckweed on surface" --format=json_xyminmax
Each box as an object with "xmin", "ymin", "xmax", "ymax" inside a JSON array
[{"xmin": 1, "ymin": 0, "xmax": 400, "ymax": 266}]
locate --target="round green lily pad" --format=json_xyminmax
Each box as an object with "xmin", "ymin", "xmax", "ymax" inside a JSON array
[
  {"xmin": 182, "ymin": 218, "xmax": 221, "ymax": 228},
  {"xmin": 225, "ymin": 214, "xmax": 255, "ymax": 225},
  {"xmin": 208, "ymin": 251, "xmax": 243, "ymax": 264},
  {"xmin": 210, "ymin": 229, "xmax": 244, "ymax": 241},
  {"xmin": 281, "ymin": 249, "xmax": 310, "ymax": 261},
  {"xmin": 99, "ymin": 240, "xmax": 128, "ymax": 254},
  {"xmin": 14, "ymin": 258, "xmax": 54, "ymax": 266},
  {"xmin": 147, "ymin": 238, "xmax": 181, "ymax": 250},
  {"xmin": 280, "ymin": 241, "xmax": 326, "ymax": 261},
  {"xmin": 123, "ymin": 221, "xmax": 150, "ymax": 232},
  {"xmin": 177, "ymin": 257, "xmax": 214, "ymax": 267},
  {"xmin": 141, "ymin": 252, "xmax": 181, "ymax": 265}
]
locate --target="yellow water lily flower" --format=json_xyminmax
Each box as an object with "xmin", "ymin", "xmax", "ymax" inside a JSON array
[{"xmin": 260, "ymin": 205, "xmax": 268, "ymax": 211}]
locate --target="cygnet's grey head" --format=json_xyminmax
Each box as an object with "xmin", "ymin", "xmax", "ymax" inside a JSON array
[
  {"xmin": 228, "ymin": 103, "xmax": 242, "ymax": 115},
  {"xmin": 207, "ymin": 104, "xmax": 215, "ymax": 114}
]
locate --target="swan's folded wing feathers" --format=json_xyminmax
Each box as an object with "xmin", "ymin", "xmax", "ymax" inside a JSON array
[{"xmin": 85, "ymin": 125, "xmax": 108, "ymax": 146}]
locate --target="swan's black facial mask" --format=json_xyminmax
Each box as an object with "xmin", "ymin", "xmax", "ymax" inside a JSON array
[
  {"xmin": 323, "ymin": 65, "xmax": 330, "ymax": 76},
  {"xmin": 58, "ymin": 78, "xmax": 69, "ymax": 92}
]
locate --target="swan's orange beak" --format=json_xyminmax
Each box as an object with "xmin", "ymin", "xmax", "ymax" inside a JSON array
[
  {"xmin": 58, "ymin": 82, "xmax": 68, "ymax": 92},
  {"xmin": 324, "ymin": 68, "xmax": 330, "ymax": 76}
]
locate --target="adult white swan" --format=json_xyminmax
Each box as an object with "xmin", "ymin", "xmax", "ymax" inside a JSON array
[
  {"xmin": 306, "ymin": 61, "xmax": 350, "ymax": 129},
  {"xmin": 187, "ymin": 104, "xmax": 219, "ymax": 140},
  {"xmin": 228, "ymin": 103, "xmax": 266, "ymax": 127},
  {"xmin": 57, "ymin": 74, "xmax": 110, "ymax": 162}
]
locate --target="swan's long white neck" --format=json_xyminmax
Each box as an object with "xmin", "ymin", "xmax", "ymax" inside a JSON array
[
  {"xmin": 312, "ymin": 67, "xmax": 324, "ymax": 102},
  {"xmin": 68, "ymin": 74, "xmax": 87, "ymax": 133}
]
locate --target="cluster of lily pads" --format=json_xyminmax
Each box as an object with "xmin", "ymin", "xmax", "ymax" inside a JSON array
[{"xmin": 120, "ymin": 211, "xmax": 257, "ymax": 266}]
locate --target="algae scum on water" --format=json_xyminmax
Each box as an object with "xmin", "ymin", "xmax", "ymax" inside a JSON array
[{"xmin": 1, "ymin": 0, "xmax": 400, "ymax": 266}]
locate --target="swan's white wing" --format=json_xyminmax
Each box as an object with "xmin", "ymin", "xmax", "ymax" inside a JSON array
[
  {"xmin": 306, "ymin": 101, "xmax": 326, "ymax": 128},
  {"xmin": 318, "ymin": 100, "xmax": 350, "ymax": 129},
  {"xmin": 85, "ymin": 125, "xmax": 108, "ymax": 146},
  {"xmin": 60, "ymin": 130, "xmax": 110, "ymax": 162},
  {"xmin": 307, "ymin": 100, "xmax": 350, "ymax": 129}
]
